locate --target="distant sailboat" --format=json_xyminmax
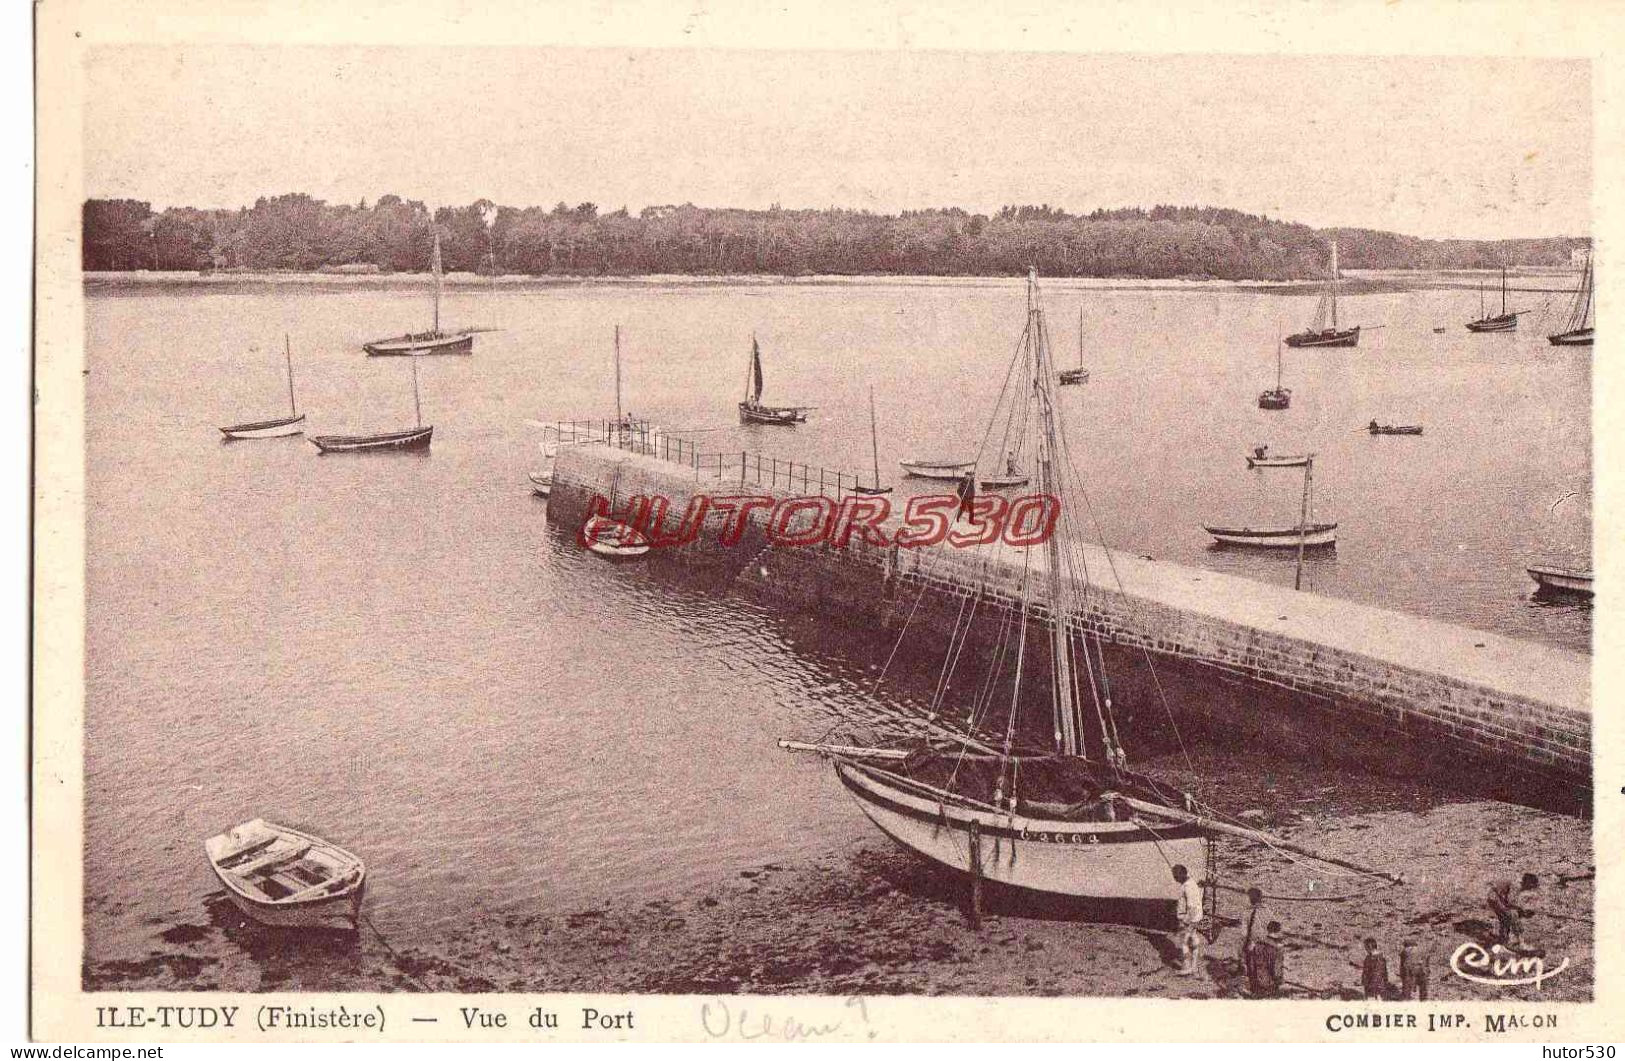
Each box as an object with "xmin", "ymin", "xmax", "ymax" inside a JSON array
[
  {"xmin": 364, "ymin": 230, "xmax": 475, "ymax": 356},
  {"xmin": 1285, "ymin": 240, "xmax": 1360, "ymax": 348},
  {"xmin": 1257, "ymin": 338, "xmax": 1291, "ymax": 410},
  {"xmin": 1548, "ymin": 251, "xmax": 1594, "ymax": 346},
  {"xmin": 1058, "ymin": 308, "xmax": 1090, "ymax": 385},
  {"xmin": 738, "ymin": 336, "xmax": 811, "ymax": 425},
  {"xmin": 220, "ymin": 335, "xmax": 305, "ymax": 439},
  {"xmin": 853, "ymin": 387, "xmax": 893, "ymax": 495},
  {"xmin": 1466, "ymin": 267, "xmax": 1521, "ymax": 333},
  {"xmin": 310, "ymin": 354, "xmax": 433, "ymax": 453}
]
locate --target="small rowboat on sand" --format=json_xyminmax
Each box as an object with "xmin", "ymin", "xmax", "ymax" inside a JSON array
[{"xmin": 205, "ymin": 819, "xmax": 365, "ymax": 931}]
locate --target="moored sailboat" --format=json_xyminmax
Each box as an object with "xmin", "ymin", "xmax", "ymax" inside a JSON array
[
  {"xmin": 1285, "ymin": 240, "xmax": 1360, "ymax": 348},
  {"xmin": 1257, "ymin": 338, "xmax": 1291, "ymax": 410},
  {"xmin": 310, "ymin": 354, "xmax": 433, "ymax": 453},
  {"xmin": 1204, "ymin": 454, "xmax": 1337, "ymax": 551},
  {"xmin": 220, "ymin": 335, "xmax": 305, "ymax": 439},
  {"xmin": 738, "ymin": 336, "xmax": 811, "ymax": 425},
  {"xmin": 1548, "ymin": 251, "xmax": 1595, "ymax": 346},
  {"xmin": 853, "ymin": 387, "xmax": 893, "ymax": 495},
  {"xmin": 1058, "ymin": 308, "xmax": 1090, "ymax": 385},
  {"xmin": 1466, "ymin": 267, "xmax": 1521, "ymax": 333},
  {"xmin": 364, "ymin": 230, "xmax": 475, "ymax": 355}
]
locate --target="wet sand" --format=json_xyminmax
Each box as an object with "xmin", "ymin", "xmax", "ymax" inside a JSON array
[{"xmin": 84, "ymin": 751, "xmax": 1592, "ymax": 1002}]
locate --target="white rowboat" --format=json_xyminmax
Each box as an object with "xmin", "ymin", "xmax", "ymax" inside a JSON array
[{"xmin": 204, "ymin": 819, "xmax": 365, "ymax": 931}]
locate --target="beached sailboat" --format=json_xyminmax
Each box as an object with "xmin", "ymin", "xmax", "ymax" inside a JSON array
[
  {"xmin": 1466, "ymin": 268, "xmax": 1521, "ymax": 333},
  {"xmin": 309, "ymin": 354, "xmax": 433, "ymax": 453},
  {"xmin": 1204, "ymin": 454, "xmax": 1337, "ymax": 552},
  {"xmin": 1257, "ymin": 338, "xmax": 1291, "ymax": 410},
  {"xmin": 781, "ymin": 274, "xmax": 1398, "ymax": 909},
  {"xmin": 1548, "ymin": 252, "xmax": 1594, "ymax": 346},
  {"xmin": 364, "ymin": 230, "xmax": 475, "ymax": 356},
  {"xmin": 853, "ymin": 387, "xmax": 893, "ymax": 495},
  {"xmin": 1058, "ymin": 308, "xmax": 1090, "ymax": 385},
  {"xmin": 738, "ymin": 336, "xmax": 811, "ymax": 425},
  {"xmin": 1285, "ymin": 240, "xmax": 1360, "ymax": 348},
  {"xmin": 204, "ymin": 819, "xmax": 365, "ymax": 931},
  {"xmin": 220, "ymin": 335, "xmax": 305, "ymax": 439}
]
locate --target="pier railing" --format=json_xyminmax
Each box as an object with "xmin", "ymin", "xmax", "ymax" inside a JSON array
[{"xmin": 539, "ymin": 417, "xmax": 884, "ymax": 501}]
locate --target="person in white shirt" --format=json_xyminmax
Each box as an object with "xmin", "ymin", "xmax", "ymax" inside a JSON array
[{"xmin": 1171, "ymin": 863, "xmax": 1205, "ymax": 976}]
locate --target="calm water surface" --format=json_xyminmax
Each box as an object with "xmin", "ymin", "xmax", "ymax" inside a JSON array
[{"xmin": 83, "ymin": 276, "xmax": 1590, "ymax": 963}]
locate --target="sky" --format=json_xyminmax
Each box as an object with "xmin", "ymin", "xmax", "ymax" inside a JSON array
[{"xmin": 84, "ymin": 47, "xmax": 1591, "ymax": 241}]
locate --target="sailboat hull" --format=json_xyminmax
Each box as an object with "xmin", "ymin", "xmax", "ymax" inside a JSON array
[
  {"xmin": 1527, "ymin": 565, "xmax": 1593, "ymax": 596},
  {"xmin": 1466, "ymin": 315, "xmax": 1517, "ymax": 333},
  {"xmin": 1204, "ymin": 522, "xmax": 1338, "ymax": 548},
  {"xmin": 1548, "ymin": 328, "xmax": 1594, "ymax": 346},
  {"xmin": 899, "ymin": 459, "xmax": 975, "ymax": 480},
  {"xmin": 310, "ymin": 426, "xmax": 433, "ymax": 453},
  {"xmin": 364, "ymin": 333, "xmax": 474, "ymax": 356},
  {"xmin": 738, "ymin": 401, "xmax": 807, "ymax": 425},
  {"xmin": 1283, "ymin": 327, "xmax": 1360, "ymax": 348},
  {"xmin": 220, "ymin": 414, "xmax": 305, "ymax": 440},
  {"xmin": 837, "ymin": 762, "xmax": 1208, "ymax": 902}
]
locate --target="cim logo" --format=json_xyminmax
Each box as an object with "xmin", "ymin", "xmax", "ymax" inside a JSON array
[{"xmin": 1450, "ymin": 941, "xmax": 1570, "ymax": 990}]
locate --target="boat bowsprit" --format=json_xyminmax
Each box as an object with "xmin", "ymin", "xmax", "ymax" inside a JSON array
[{"xmin": 205, "ymin": 819, "xmax": 365, "ymax": 931}]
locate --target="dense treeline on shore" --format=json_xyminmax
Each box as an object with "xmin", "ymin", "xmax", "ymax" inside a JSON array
[{"xmin": 82, "ymin": 194, "xmax": 1587, "ymax": 280}]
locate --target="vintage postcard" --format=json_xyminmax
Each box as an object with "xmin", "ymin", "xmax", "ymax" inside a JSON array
[{"xmin": 29, "ymin": 0, "xmax": 1619, "ymax": 1043}]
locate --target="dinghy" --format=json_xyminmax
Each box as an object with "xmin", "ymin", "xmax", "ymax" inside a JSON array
[
  {"xmin": 1246, "ymin": 447, "xmax": 1309, "ymax": 469},
  {"xmin": 899, "ymin": 458, "xmax": 974, "ymax": 481},
  {"xmin": 1527, "ymin": 564, "xmax": 1593, "ymax": 597},
  {"xmin": 204, "ymin": 819, "xmax": 365, "ymax": 931},
  {"xmin": 220, "ymin": 335, "xmax": 304, "ymax": 439},
  {"xmin": 1206, "ymin": 454, "xmax": 1337, "ymax": 552},
  {"xmin": 581, "ymin": 514, "xmax": 651, "ymax": 560}
]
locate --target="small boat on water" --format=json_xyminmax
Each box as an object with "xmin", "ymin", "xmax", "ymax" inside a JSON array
[
  {"xmin": 204, "ymin": 819, "xmax": 365, "ymax": 931},
  {"xmin": 1527, "ymin": 564, "xmax": 1593, "ymax": 597},
  {"xmin": 1285, "ymin": 239, "xmax": 1360, "ymax": 348},
  {"xmin": 1057, "ymin": 308, "xmax": 1090, "ymax": 385},
  {"xmin": 581, "ymin": 514, "xmax": 651, "ymax": 560},
  {"xmin": 220, "ymin": 335, "xmax": 304, "ymax": 440},
  {"xmin": 1548, "ymin": 251, "xmax": 1595, "ymax": 347},
  {"xmin": 1466, "ymin": 268, "xmax": 1522, "ymax": 333},
  {"xmin": 1432, "ymin": 326, "xmax": 1447, "ymax": 334},
  {"xmin": 738, "ymin": 336, "xmax": 811, "ymax": 425},
  {"xmin": 1205, "ymin": 454, "xmax": 1337, "ymax": 554},
  {"xmin": 1367, "ymin": 421, "xmax": 1423, "ymax": 436},
  {"xmin": 900, "ymin": 458, "xmax": 974, "ymax": 481},
  {"xmin": 1258, "ymin": 337, "xmax": 1291, "ymax": 410},
  {"xmin": 364, "ymin": 230, "xmax": 476, "ymax": 356},
  {"xmin": 979, "ymin": 470, "xmax": 1030, "ymax": 489},
  {"xmin": 310, "ymin": 354, "xmax": 433, "ymax": 453},
  {"xmin": 852, "ymin": 387, "xmax": 893, "ymax": 495},
  {"xmin": 529, "ymin": 471, "xmax": 553, "ymax": 498},
  {"xmin": 1246, "ymin": 446, "xmax": 1308, "ymax": 469}
]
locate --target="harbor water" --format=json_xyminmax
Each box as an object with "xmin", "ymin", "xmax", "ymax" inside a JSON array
[{"xmin": 82, "ymin": 275, "xmax": 1591, "ymax": 975}]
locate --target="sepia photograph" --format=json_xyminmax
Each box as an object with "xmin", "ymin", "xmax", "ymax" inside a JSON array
[{"xmin": 27, "ymin": 0, "xmax": 1614, "ymax": 1044}]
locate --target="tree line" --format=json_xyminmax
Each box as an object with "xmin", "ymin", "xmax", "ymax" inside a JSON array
[{"xmin": 81, "ymin": 194, "xmax": 1587, "ymax": 280}]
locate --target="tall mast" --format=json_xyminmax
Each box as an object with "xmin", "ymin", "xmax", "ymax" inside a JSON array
[
  {"xmin": 284, "ymin": 333, "xmax": 297, "ymax": 416},
  {"xmin": 868, "ymin": 386, "xmax": 882, "ymax": 490},
  {"xmin": 1028, "ymin": 271, "xmax": 1081, "ymax": 758},
  {"xmin": 1500, "ymin": 267, "xmax": 1508, "ymax": 316},
  {"xmin": 1294, "ymin": 456, "xmax": 1312, "ymax": 591},
  {"xmin": 1329, "ymin": 239, "xmax": 1339, "ymax": 330},
  {"xmin": 614, "ymin": 325, "xmax": 623, "ymax": 424},
  {"xmin": 411, "ymin": 354, "xmax": 423, "ymax": 429},
  {"xmin": 1276, "ymin": 337, "xmax": 1283, "ymax": 390},
  {"xmin": 431, "ymin": 229, "xmax": 443, "ymax": 335},
  {"xmin": 1077, "ymin": 306, "xmax": 1084, "ymax": 369}
]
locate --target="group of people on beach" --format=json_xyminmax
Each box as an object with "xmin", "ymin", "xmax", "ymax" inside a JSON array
[{"xmin": 1166, "ymin": 864, "xmax": 1545, "ymax": 999}]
